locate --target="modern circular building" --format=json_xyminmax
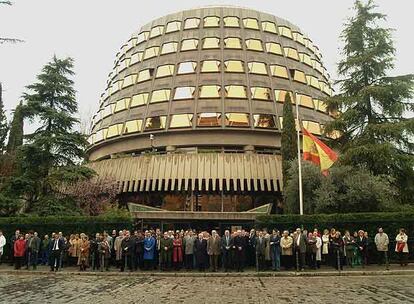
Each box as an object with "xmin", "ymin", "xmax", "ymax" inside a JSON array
[{"xmin": 86, "ymin": 6, "xmax": 334, "ymax": 227}]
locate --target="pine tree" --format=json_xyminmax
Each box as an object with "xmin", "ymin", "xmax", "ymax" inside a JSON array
[
  {"xmin": 325, "ymin": 0, "xmax": 414, "ymax": 204},
  {"xmin": 281, "ymin": 93, "xmax": 298, "ymax": 190},
  {"xmin": 0, "ymin": 82, "xmax": 9, "ymax": 153},
  {"xmin": 6, "ymin": 101, "xmax": 23, "ymax": 154}
]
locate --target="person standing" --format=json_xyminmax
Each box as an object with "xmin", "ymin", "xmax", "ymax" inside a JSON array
[
  {"xmin": 0, "ymin": 230, "xmax": 6, "ymax": 265},
  {"xmin": 49, "ymin": 233, "xmax": 64, "ymax": 272},
  {"xmin": 293, "ymin": 228, "xmax": 307, "ymax": 271},
  {"xmin": 120, "ymin": 231, "xmax": 134, "ymax": 272},
  {"xmin": 134, "ymin": 231, "xmax": 144, "ymax": 271},
  {"xmin": 221, "ymin": 230, "xmax": 233, "ymax": 272},
  {"xmin": 27, "ymin": 232, "xmax": 41, "ymax": 270},
  {"xmin": 78, "ymin": 234, "xmax": 90, "ymax": 271},
  {"xmin": 10, "ymin": 230, "xmax": 20, "ymax": 266},
  {"xmin": 13, "ymin": 234, "xmax": 26, "ymax": 270},
  {"xmin": 160, "ymin": 232, "xmax": 173, "ymax": 271},
  {"xmin": 143, "ymin": 230, "xmax": 155, "ymax": 270},
  {"xmin": 98, "ymin": 235, "xmax": 110, "ymax": 271},
  {"xmin": 207, "ymin": 230, "xmax": 221, "ymax": 272},
  {"xmin": 255, "ymin": 231, "xmax": 266, "ymax": 272},
  {"xmin": 280, "ymin": 231, "xmax": 293, "ymax": 270},
  {"xmin": 343, "ymin": 230, "xmax": 356, "ymax": 267},
  {"xmin": 374, "ymin": 227, "xmax": 389, "ymax": 269},
  {"xmin": 194, "ymin": 233, "xmax": 208, "ymax": 271},
  {"xmin": 233, "ymin": 230, "xmax": 246, "ymax": 272},
  {"xmin": 321, "ymin": 229, "xmax": 330, "ymax": 265},
  {"xmin": 172, "ymin": 233, "xmax": 183, "ymax": 270},
  {"xmin": 183, "ymin": 230, "xmax": 196, "ymax": 270},
  {"xmin": 114, "ymin": 230, "xmax": 124, "ymax": 269},
  {"xmin": 314, "ymin": 232, "xmax": 322, "ymax": 269},
  {"xmin": 40, "ymin": 235, "xmax": 50, "ymax": 266},
  {"xmin": 395, "ymin": 228, "xmax": 409, "ymax": 267},
  {"xmin": 332, "ymin": 231, "xmax": 344, "ymax": 270},
  {"xmin": 356, "ymin": 230, "xmax": 368, "ymax": 267},
  {"xmin": 306, "ymin": 232, "xmax": 317, "ymax": 269}
]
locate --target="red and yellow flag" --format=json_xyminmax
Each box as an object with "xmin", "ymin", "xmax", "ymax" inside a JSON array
[{"xmin": 302, "ymin": 127, "xmax": 338, "ymax": 175}]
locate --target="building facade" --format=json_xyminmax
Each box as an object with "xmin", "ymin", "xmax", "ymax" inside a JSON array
[{"xmin": 86, "ymin": 6, "xmax": 334, "ymax": 226}]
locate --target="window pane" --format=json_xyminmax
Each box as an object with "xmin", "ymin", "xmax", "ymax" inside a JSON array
[
  {"xmin": 166, "ymin": 21, "xmax": 181, "ymax": 33},
  {"xmin": 270, "ymin": 65, "xmax": 288, "ymax": 78},
  {"xmin": 291, "ymin": 70, "xmax": 306, "ymax": 83},
  {"xmin": 130, "ymin": 52, "xmax": 143, "ymax": 65},
  {"xmin": 251, "ymin": 87, "xmax": 271, "ymax": 100},
  {"xmin": 284, "ymin": 47, "xmax": 299, "ymax": 60},
  {"xmin": 199, "ymin": 85, "xmax": 221, "ymax": 98},
  {"xmin": 95, "ymin": 128, "xmax": 108, "ymax": 142},
  {"xmin": 274, "ymin": 90, "xmax": 293, "ymax": 103},
  {"xmin": 145, "ymin": 116, "xmax": 166, "ymax": 130},
  {"xmin": 306, "ymin": 75, "xmax": 320, "ymax": 89},
  {"xmin": 225, "ymin": 85, "xmax": 247, "ymax": 98},
  {"xmin": 122, "ymin": 74, "xmax": 137, "ymax": 88},
  {"xmin": 197, "ymin": 113, "xmax": 221, "ymax": 127},
  {"xmin": 114, "ymin": 98, "xmax": 130, "ymax": 113},
  {"xmin": 296, "ymin": 94, "xmax": 314, "ymax": 108},
  {"xmin": 177, "ymin": 61, "xmax": 197, "ymax": 74},
  {"xmin": 245, "ymin": 39, "xmax": 263, "ymax": 51},
  {"xmin": 156, "ymin": 64, "xmax": 175, "ymax": 78},
  {"xmin": 137, "ymin": 31, "xmax": 149, "ymax": 44},
  {"xmin": 293, "ymin": 32, "xmax": 305, "ymax": 45},
  {"xmin": 130, "ymin": 93, "xmax": 149, "ymax": 107},
  {"xmin": 150, "ymin": 89, "xmax": 171, "ymax": 103},
  {"xmin": 137, "ymin": 69, "xmax": 153, "ymax": 82},
  {"xmin": 265, "ymin": 42, "xmax": 282, "ymax": 55},
  {"xmin": 204, "ymin": 16, "xmax": 220, "ymax": 27},
  {"xmin": 161, "ymin": 42, "xmax": 178, "ymax": 54},
  {"xmin": 224, "ymin": 37, "xmax": 242, "ymax": 49},
  {"xmin": 314, "ymin": 99, "xmax": 328, "ymax": 113},
  {"xmin": 181, "ymin": 38, "xmax": 198, "ymax": 51},
  {"xmin": 201, "ymin": 60, "xmax": 220, "ymax": 73},
  {"xmin": 248, "ymin": 62, "xmax": 267, "ymax": 75},
  {"xmin": 124, "ymin": 119, "xmax": 143, "ymax": 134},
  {"xmin": 279, "ymin": 117, "xmax": 300, "ymax": 131},
  {"xmin": 117, "ymin": 58, "xmax": 130, "ymax": 73},
  {"xmin": 303, "ymin": 120, "xmax": 321, "ymax": 135},
  {"xmin": 224, "ymin": 16, "xmax": 239, "ymax": 28},
  {"xmin": 278, "ymin": 26, "xmax": 292, "ymax": 39},
  {"xmin": 184, "ymin": 18, "xmax": 200, "ymax": 29},
  {"xmin": 174, "ymin": 86, "xmax": 195, "ymax": 100},
  {"xmin": 253, "ymin": 114, "xmax": 276, "ymax": 128},
  {"xmin": 102, "ymin": 104, "xmax": 115, "ymax": 118},
  {"xmin": 107, "ymin": 123, "xmax": 123, "ymax": 138},
  {"xmin": 225, "ymin": 113, "xmax": 250, "ymax": 127},
  {"xmin": 299, "ymin": 52, "xmax": 312, "ymax": 66},
  {"xmin": 262, "ymin": 21, "xmax": 277, "ymax": 33},
  {"xmin": 170, "ymin": 114, "xmax": 193, "ymax": 128},
  {"xmin": 243, "ymin": 18, "xmax": 259, "ymax": 30},
  {"xmin": 144, "ymin": 46, "xmax": 159, "ymax": 59},
  {"xmin": 224, "ymin": 60, "xmax": 244, "ymax": 73},
  {"xmin": 150, "ymin": 25, "xmax": 164, "ymax": 38},
  {"xmin": 111, "ymin": 80, "xmax": 122, "ymax": 93},
  {"xmin": 202, "ymin": 37, "xmax": 220, "ymax": 49}
]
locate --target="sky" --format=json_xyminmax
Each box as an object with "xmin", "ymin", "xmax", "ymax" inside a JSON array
[{"xmin": 0, "ymin": 0, "xmax": 413, "ymax": 129}]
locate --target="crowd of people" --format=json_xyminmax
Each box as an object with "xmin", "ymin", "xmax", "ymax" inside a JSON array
[{"xmin": 0, "ymin": 227, "xmax": 410, "ymax": 272}]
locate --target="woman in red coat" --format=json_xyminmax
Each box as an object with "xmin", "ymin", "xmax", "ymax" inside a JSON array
[
  {"xmin": 172, "ymin": 234, "xmax": 183, "ymax": 270},
  {"xmin": 14, "ymin": 234, "xmax": 26, "ymax": 270}
]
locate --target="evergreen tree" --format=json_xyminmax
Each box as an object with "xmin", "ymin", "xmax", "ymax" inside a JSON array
[
  {"xmin": 280, "ymin": 93, "xmax": 298, "ymax": 190},
  {"xmin": 6, "ymin": 101, "xmax": 23, "ymax": 154},
  {"xmin": 0, "ymin": 82, "xmax": 9, "ymax": 153},
  {"xmin": 325, "ymin": 0, "xmax": 414, "ymax": 203}
]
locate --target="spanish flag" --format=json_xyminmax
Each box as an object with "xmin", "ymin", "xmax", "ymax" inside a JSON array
[{"xmin": 302, "ymin": 127, "xmax": 338, "ymax": 175}]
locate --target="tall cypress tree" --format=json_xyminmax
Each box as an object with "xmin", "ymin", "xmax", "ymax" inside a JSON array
[
  {"xmin": 0, "ymin": 82, "xmax": 9, "ymax": 153},
  {"xmin": 6, "ymin": 101, "xmax": 23, "ymax": 154},
  {"xmin": 325, "ymin": 0, "xmax": 414, "ymax": 203},
  {"xmin": 281, "ymin": 93, "xmax": 298, "ymax": 191}
]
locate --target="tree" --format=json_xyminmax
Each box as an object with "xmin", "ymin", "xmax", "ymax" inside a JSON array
[
  {"xmin": 325, "ymin": 0, "xmax": 414, "ymax": 204},
  {"xmin": 6, "ymin": 101, "xmax": 23, "ymax": 154},
  {"xmin": 0, "ymin": 83, "xmax": 9, "ymax": 153},
  {"xmin": 280, "ymin": 93, "xmax": 298, "ymax": 191}
]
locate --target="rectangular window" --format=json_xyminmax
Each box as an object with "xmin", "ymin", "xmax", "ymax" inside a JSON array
[
  {"xmin": 274, "ymin": 90, "xmax": 293, "ymax": 103},
  {"xmin": 181, "ymin": 38, "xmax": 198, "ymax": 51},
  {"xmin": 291, "ymin": 70, "xmax": 306, "ymax": 83},
  {"xmin": 243, "ymin": 18, "xmax": 259, "ymax": 30},
  {"xmin": 102, "ymin": 104, "xmax": 115, "ymax": 118},
  {"xmin": 253, "ymin": 114, "xmax": 276, "ymax": 129},
  {"xmin": 284, "ymin": 47, "xmax": 299, "ymax": 60},
  {"xmin": 306, "ymin": 75, "xmax": 320, "ymax": 89},
  {"xmin": 270, "ymin": 65, "xmax": 288, "ymax": 78},
  {"xmin": 150, "ymin": 25, "xmax": 164, "ymax": 38},
  {"xmin": 130, "ymin": 93, "xmax": 149, "ymax": 107},
  {"xmin": 224, "ymin": 16, "xmax": 239, "ymax": 28},
  {"xmin": 251, "ymin": 87, "xmax": 271, "ymax": 100},
  {"xmin": 114, "ymin": 98, "xmax": 130, "ymax": 113},
  {"xmin": 299, "ymin": 52, "xmax": 312, "ymax": 66},
  {"xmin": 161, "ymin": 42, "xmax": 178, "ymax": 54},
  {"xmin": 124, "ymin": 119, "xmax": 143, "ymax": 134},
  {"xmin": 224, "ymin": 60, "xmax": 244, "ymax": 73},
  {"xmin": 95, "ymin": 128, "xmax": 108, "ymax": 142},
  {"xmin": 137, "ymin": 31, "xmax": 149, "ymax": 44},
  {"xmin": 314, "ymin": 99, "xmax": 328, "ymax": 113},
  {"xmin": 248, "ymin": 62, "xmax": 267, "ymax": 75},
  {"xmin": 204, "ymin": 16, "xmax": 220, "ymax": 27},
  {"xmin": 279, "ymin": 117, "xmax": 300, "ymax": 131},
  {"xmin": 199, "ymin": 85, "xmax": 221, "ymax": 98},
  {"xmin": 166, "ymin": 21, "xmax": 181, "ymax": 33},
  {"xmin": 225, "ymin": 85, "xmax": 247, "ymax": 99},
  {"xmin": 197, "ymin": 113, "xmax": 221, "ymax": 127},
  {"xmin": 156, "ymin": 64, "xmax": 175, "ymax": 78},
  {"xmin": 122, "ymin": 74, "xmax": 137, "ymax": 88},
  {"xmin": 170, "ymin": 114, "xmax": 193, "ymax": 128},
  {"xmin": 201, "ymin": 60, "xmax": 220, "ymax": 73},
  {"xmin": 145, "ymin": 116, "xmax": 167, "ymax": 130},
  {"xmin": 107, "ymin": 123, "xmax": 124, "ymax": 138},
  {"xmin": 262, "ymin": 21, "xmax": 277, "ymax": 33},
  {"xmin": 202, "ymin": 37, "xmax": 220, "ymax": 49},
  {"xmin": 278, "ymin": 26, "xmax": 292, "ymax": 39},
  {"xmin": 296, "ymin": 93, "xmax": 314, "ymax": 108},
  {"xmin": 265, "ymin": 42, "xmax": 282, "ymax": 55},
  {"xmin": 111, "ymin": 80, "xmax": 122, "ymax": 94},
  {"xmin": 144, "ymin": 46, "xmax": 159, "ymax": 60},
  {"xmin": 225, "ymin": 113, "xmax": 250, "ymax": 127},
  {"xmin": 150, "ymin": 89, "xmax": 171, "ymax": 103},
  {"xmin": 177, "ymin": 61, "xmax": 197, "ymax": 74},
  {"xmin": 130, "ymin": 52, "xmax": 143, "ymax": 65},
  {"xmin": 302, "ymin": 120, "xmax": 321, "ymax": 135},
  {"xmin": 137, "ymin": 69, "xmax": 153, "ymax": 83},
  {"xmin": 184, "ymin": 18, "xmax": 200, "ymax": 30},
  {"xmin": 245, "ymin": 39, "xmax": 263, "ymax": 51},
  {"xmin": 224, "ymin": 37, "xmax": 242, "ymax": 49},
  {"xmin": 174, "ymin": 86, "xmax": 195, "ymax": 100},
  {"xmin": 293, "ymin": 32, "xmax": 305, "ymax": 45},
  {"xmin": 117, "ymin": 58, "xmax": 130, "ymax": 73}
]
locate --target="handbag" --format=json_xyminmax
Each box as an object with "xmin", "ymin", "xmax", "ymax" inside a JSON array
[{"xmin": 397, "ymin": 242, "xmax": 405, "ymax": 252}]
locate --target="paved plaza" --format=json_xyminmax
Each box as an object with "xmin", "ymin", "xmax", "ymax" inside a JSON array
[{"xmin": 0, "ymin": 272, "xmax": 413, "ymax": 304}]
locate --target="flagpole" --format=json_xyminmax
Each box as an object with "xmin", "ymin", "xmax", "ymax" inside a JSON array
[{"xmin": 294, "ymin": 97, "xmax": 304, "ymax": 215}]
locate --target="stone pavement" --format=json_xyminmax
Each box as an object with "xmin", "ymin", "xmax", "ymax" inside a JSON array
[{"xmin": 0, "ymin": 267, "xmax": 413, "ymax": 304}]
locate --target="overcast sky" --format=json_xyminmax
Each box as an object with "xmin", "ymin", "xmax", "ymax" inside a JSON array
[{"xmin": 0, "ymin": 0, "xmax": 413, "ymax": 126}]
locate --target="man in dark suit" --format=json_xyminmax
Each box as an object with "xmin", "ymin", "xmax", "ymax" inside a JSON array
[
  {"xmin": 50, "ymin": 233, "xmax": 64, "ymax": 272},
  {"xmin": 194, "ymin": 233, "xmax": 208, "ymax": 271},
  {"xmin": 233, "ymin": 230, "xmax": 246, "ymax": 272},
  {"xmin": 120, "ymin": 230, "xmax": 134, "ymax": 272},
  {"xmin": 255, "ymin": 231, "xmax": 266, "ymax": 271},
  {"xmin": 293, "ymin": 228, "xmax": 307, "ymax": 271},
  {"xmin": 356, "ymin": 230, "xmax": 368, "ymax": 267},
  {"xmin": 221, "ymin": 230, "xmax": 233, "ymax": 272}
]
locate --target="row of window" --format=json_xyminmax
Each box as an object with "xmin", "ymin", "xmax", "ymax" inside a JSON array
[
  {"xmin": 89, "ymin": 113, "xmax": 324, "ymax": 144},
  {"xmin": 120, "ymin": 17, "xmax": 321, "ymax": 60},
  {"xmin": 113, "ymin": 38, "xmax": 328, "ymax": 79}
]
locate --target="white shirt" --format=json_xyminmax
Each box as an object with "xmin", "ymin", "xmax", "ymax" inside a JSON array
[
  {"xmin": 296, "ymin": 235, "xmax": 301, "ymax": 246},
  {"xmin": 53, "ymin": 239, "xmax": 59, "ymax": 250},
  {"xmin": 0, "ymin": 235, "xmax": 6, "ymax": 254}
]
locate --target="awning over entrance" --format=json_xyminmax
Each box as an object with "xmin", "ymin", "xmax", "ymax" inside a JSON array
[{"xmin": 88, "ymin": 153, "xmax": 283, "ymax": 193}]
